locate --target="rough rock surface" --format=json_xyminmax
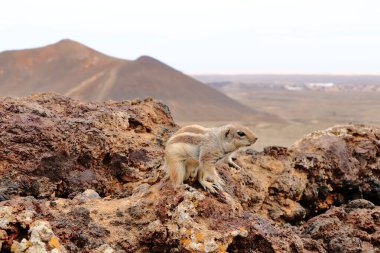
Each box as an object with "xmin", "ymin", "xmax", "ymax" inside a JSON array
[
  {"xmin": 224, "ymin": 124, "xmax": 380, "ymax": 224},
  {"xmin": 0, "ymin": 93, "xmax": 175, "ymax": 200},
  {"xmin": 300, "ymin": 200, "xmax": 380, "ymax": 252},
  {"xmin": 0, "ymin": 94, "xmax": 379, "ymax": 252}
]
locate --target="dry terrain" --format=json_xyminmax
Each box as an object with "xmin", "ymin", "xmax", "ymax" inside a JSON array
[{"xmin": 193, "ymin": 74, "xmax": 380, "ymax": 150}]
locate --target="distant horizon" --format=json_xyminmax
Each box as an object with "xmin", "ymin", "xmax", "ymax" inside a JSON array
[{"xmin": 190, "ymin": 72, "xmax": 380, "ymax": 76}]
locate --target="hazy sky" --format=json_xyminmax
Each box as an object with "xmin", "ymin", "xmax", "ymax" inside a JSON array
[{"xmin": 1, "ymin": 0, "xmax": 380, "ymax": 74}]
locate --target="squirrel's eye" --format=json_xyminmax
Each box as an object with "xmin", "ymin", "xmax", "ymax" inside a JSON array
[{"xmin": 237, "ymin": 131, "xmax": 246, "ymax": 137}]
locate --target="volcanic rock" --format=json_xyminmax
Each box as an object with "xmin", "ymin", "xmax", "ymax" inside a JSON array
[
  {"xmin": 0, "ymin": 94, "xmax": 379, "ymax": 252},
  {"xmin": 0, "ymin": 93, "xmax": 176, "ymax": 200}
]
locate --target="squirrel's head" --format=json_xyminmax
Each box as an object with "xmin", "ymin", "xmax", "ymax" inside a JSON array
[{"xmin": 223, "ymin": 124, "xmax": 258, "ymax": 149}]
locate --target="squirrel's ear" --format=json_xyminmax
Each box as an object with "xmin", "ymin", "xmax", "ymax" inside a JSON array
[{"xmin": 224, "ymin": 127, "xmax": 232, "ymax": 140}]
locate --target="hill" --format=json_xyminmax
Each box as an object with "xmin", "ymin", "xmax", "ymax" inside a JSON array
[{"xmin": 0, "ymin": 39, "xmax": 279, "ymax": 122}]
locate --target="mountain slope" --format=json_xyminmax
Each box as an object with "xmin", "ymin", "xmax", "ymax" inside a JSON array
[{"xmin": 0, "ymin": 39, "xmax": 279, "ymax": 121}]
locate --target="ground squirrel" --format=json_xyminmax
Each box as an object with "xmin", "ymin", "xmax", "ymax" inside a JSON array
[
  {"xmin": 173, "ymin": 124, "xmax": 246, "ymax": 171},
  {"xmin": 165, "ymin": 123, "xmax": 258, "ymax": 193}
]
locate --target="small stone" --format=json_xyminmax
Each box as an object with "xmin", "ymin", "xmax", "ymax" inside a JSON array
[
  {"xmin": 230, "ymin": 230, "xmax": 239, "ymax": 237},
  {"xmin": 0, "ymin": 229, "xmax": 7, "ymax": 239},
  {"xmin": 30, "ymin": 220, "xmax": 54, "ymax": 242},
  {"xmin": 132, "ymin": 183, "xmax": 150, "ymax": 196},
  {"xmin": 0, "ymin": 206, "xmax": 14, "ymax": 229},
  {"xmin": 17, "ymin": 210, "xmax": 35, "ymax": 228},
  {"xmin": 95, "ymin": 244, "xmax": 114, "ymax": 253},
  {"xmin": 26, "ymin": 220, "xmax": 66, "ymax": 253},
  {"xmin": 346, "ymin": 199, "xmax": 375, "ymax": 210},
  {"xmin": 239, "ymin": 228, "xmax": 249, "ymax": 237},
  {"xmin": 26, "ymin": 242, "xmax": 49, "ymax": 253},
  {"xmin": 0, "ymin": 193, "xmax": 9, "ymax": 201},
  {"xmin": 11, "ymin": 238, "xmax": 31, "ymax": 252},
  {"xmin": 73, "ymin": 189, "xmax": 101, "ymax": 203}
]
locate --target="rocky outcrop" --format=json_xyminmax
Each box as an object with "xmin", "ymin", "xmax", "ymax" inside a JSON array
[
  {"xmin": 300, "ymin": 199, "xmax": 380, "ymax": 252},
  {"xmin": 292, "ymin": 125, "xmax": 380, "ymax": 217},
  {"xmin": 0, "ymin": 94, "xmax": 379, "ymax": 252},
  {"xmin": 223, "ymin": 125, "xmax": 380, "ymax": 224},
  {"xmin": 0, "ymin": 93, "xmax": 176, "ymax": 200}
]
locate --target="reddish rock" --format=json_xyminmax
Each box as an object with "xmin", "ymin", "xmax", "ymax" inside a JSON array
[
  {"xmin": 0, "ymin": 93, "xmax": 176, "ymax": 199},
  {"xmin": 300, "ymin": 199, "xmax": 380, "ymax": 252},
  {"xmin": 291, "ymin": 125, "xmax": 380, "ymax": 216},
  {"xmin": 1, "ymin": 94, "xmax": 379, "ymax": 252}
]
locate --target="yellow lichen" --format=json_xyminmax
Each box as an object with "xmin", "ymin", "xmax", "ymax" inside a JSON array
[
  {"xmin": 185, "ymin": 229, "xmax": 191, "ymax": 237},
  {"xmin": 239, "ymin": 227, "xmax": 249, "ymax": 237},
  {"xmin": 180, "ymin": 238, "xmax": 191, "ymax": 246},
  {"xmin": 48, "ymin": 236, "xmax": 60, "ymax": 249},
  {"xmin": 217, "ymin": 244, "xmax": 227, "ymax": 253},
  {"xmin": 195, "ymin": 231, "xmax": 203, "ymax": 242},
  {"xmin": 10, "ymin": 243, "xmax": 19, "ymax": 252}
]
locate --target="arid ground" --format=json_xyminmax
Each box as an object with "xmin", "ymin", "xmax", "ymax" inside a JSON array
[{"xmin": 191, "ymin": 75, "xmax": 380, "ymax": 150}]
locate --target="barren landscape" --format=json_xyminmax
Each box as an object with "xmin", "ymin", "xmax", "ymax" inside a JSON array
[{"xmin": 193, "ymin": 75, "xmax": 380, "ymax": 149}]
